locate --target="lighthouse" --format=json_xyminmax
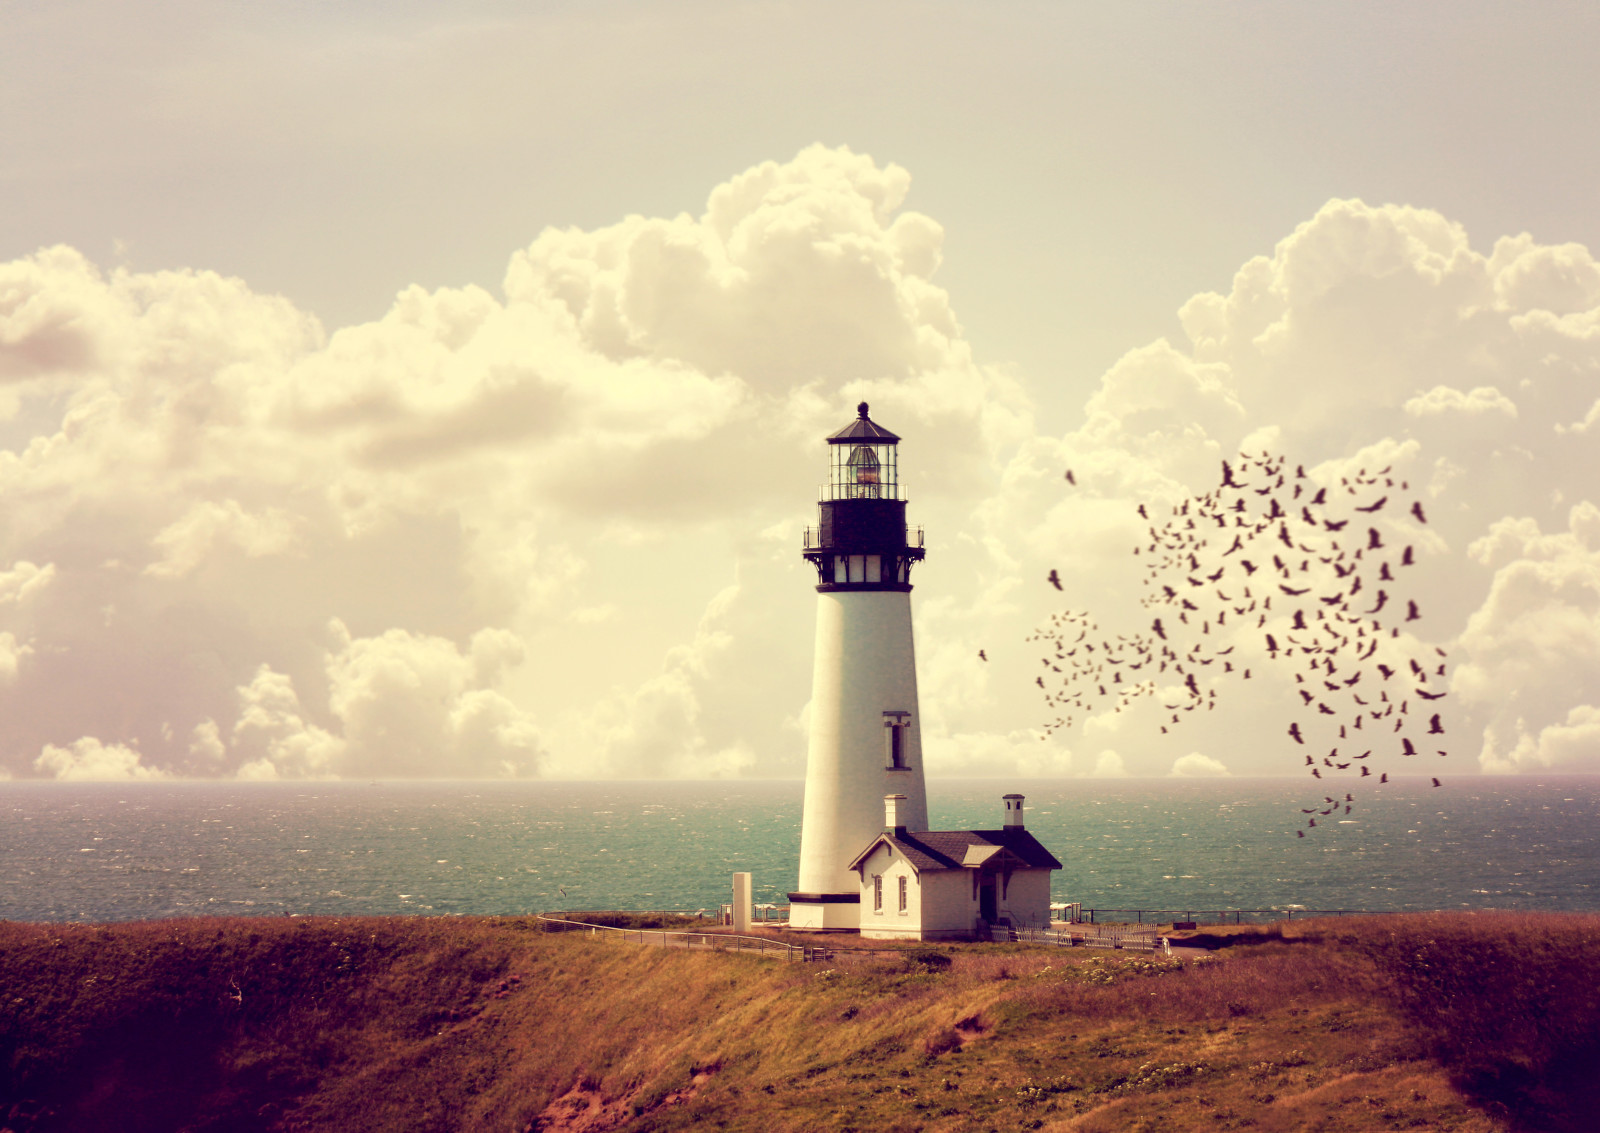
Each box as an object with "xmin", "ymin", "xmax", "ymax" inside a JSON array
[{"xmin": 789, "ymin": 403, "xmax": 929, "ymax": 931}]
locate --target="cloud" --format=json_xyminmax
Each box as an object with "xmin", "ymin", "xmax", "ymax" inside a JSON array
[
  {"xmin": 231, "ymin": 665, "xmax": 345, "ymax": 780},
  {"xmin": 1090, "ymin": 751, "xmax": 1127, "ymax": 778},
  {"xmin": 1169, "ymin": 752, "xmax": 1229, "ymax": 777},
  {"xmin": 504, "ymin": 145, "xmax": 963, "ymax": 389},
  {"xmin": 188, "ymin": 717, "xmax": 226, "ymax": 763},
  {"xmin": 1, "ymin": 155, "xmax": 1598, "ymax": 785},
  {"xmin": 324, "ymin": 622, "xmax": 545, "ymax": 778},
  {"xmin": 980, "ymin": 195, "xmax": 1600, "ymax": 781},
  {"xmin": 0, "ymin": 632, "xmax": 31, "ymax": 685},
  {"xmin": 34, "ymin": 736, "xmax": 169, "ymax": 780},
  {"xmin": 0, "ymin": 144, "xmax": 1016, "ymax": 779},
  {"xmin": 1403, "ymin": 386, "xmax": 1517, "ymax": 419},
  {"xmin": 570, "ymin": 582, "xmax": 757, "ymax": 779},
  {"xmin": 143, "ymin": 500, "xmax": 302, "ymax": 578},
  {"xmin": 0, "ymin": 561, "xmax": 55, "ymax": 605},
  {"xmin": 924, "ymin": 730, "xmax": 1074, "ymax": 778},
  {"xmin": 225, "ymin": 624, "xmax": 547, "ymax": 780},
  {"xmin": 1455, "ymin": 503, "xmax": 1600, "ymax": 773}
]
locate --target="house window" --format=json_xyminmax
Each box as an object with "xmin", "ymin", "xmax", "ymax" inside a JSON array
[
  {"xmin": 873, "ymin": 874, "xmax": 883, "ymax": 913},
  {"xmin": 898, "ymin": 875, "xmax": 908, "ymax": 914}
]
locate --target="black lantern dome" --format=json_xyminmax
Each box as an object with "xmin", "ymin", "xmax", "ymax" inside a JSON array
[{"xmin": 803, "ymin": 403, "xmax": 925, "ymax": 590}]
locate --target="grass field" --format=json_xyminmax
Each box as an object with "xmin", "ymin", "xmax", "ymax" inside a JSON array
[{"xmin": 3, "ymin": 911, "xmax": 1598, "ymax": 1131}]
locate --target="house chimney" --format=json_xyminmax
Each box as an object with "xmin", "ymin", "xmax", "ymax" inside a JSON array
[
  {"xmin": 1003, "ymin": 793, "xmax": 1025, "ymax": 829},
  {"xmin": 884, "ymin": 793, "xmax": 908, "ymax": 835}
]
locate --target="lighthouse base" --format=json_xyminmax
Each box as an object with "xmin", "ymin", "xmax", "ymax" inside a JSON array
[{"xmin": 786, "ymin": 892, "xmax": 861, "ymax": 932}]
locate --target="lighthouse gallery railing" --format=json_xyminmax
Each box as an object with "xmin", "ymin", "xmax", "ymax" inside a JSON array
[{"xmin": 802, "ymin": 525, "xmax": 924, "ymax": 550}]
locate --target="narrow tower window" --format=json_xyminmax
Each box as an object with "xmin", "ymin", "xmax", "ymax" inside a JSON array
[
  {"xmin": 884, "ymin": 711, "xmax": 911, "ymax": 769},
  {"xmin": 898, "ymin": 875, "xmax": 908, "ymax": 913},
  {"xmin": 873, "ymin": 874, "xmax": 884, "ymax": 913}
]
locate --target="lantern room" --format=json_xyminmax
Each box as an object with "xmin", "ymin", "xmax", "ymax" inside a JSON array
[
  {"xmin": 826, "ymin": 405, "xmax": 902, "ymax": 501},
  {"xmin": 802, "ymin": 403, "xmax": 925, "ymax": 592}
]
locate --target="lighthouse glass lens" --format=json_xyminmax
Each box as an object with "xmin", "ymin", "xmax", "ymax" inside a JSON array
[
  {"xmin": 847, "ymin": 445, "xmax": 880, "ymax": 497},
  {"xmin": 827, "ymin": 441, "xmax": 899, "ymax": 500}
]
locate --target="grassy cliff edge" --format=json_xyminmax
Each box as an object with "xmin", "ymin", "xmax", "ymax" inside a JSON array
[{"xmin": 4, "ymin": 912, "xmax": 1599, "ymax": 1132}]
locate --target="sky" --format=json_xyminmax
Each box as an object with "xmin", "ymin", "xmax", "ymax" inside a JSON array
[{"xmin": 2, "ymin": 1, "xmax": 1600, "ymax": 783}]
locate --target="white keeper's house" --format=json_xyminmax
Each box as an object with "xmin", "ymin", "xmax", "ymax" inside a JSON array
[
  {"xmin": 850, "ymin": 792, "xmax": 1061, "ymax": 941},
  {"xmin": 788, "ymin": 404, "xmax": 1061, "ymax": 941}
]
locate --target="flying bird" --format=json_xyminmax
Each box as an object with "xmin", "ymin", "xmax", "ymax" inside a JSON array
[
  {"xmin": 1065, "ymin": 469, "xmax": 1076, "ymax": 485},
  {"xmin": 1048, "ymin": 569, "xmax": 1063, "ymax": 591},
  {"xmin": 1042, "ymin": 446, "xmax": 1447, "ymax": 833}
]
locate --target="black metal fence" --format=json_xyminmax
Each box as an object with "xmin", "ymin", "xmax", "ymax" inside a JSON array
[
  {"xmin": 543, "ymin": 906, "xmax": 1395, "ymax": 930},
  {"xmin": 1074, "ymin": 908, "xmax": 1379, "ymax": 926}
]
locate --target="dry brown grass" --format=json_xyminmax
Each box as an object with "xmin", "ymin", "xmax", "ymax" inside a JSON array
[{"xmin": 3, "ymin": 911, "xmax": 1597, "ymax": 1131}]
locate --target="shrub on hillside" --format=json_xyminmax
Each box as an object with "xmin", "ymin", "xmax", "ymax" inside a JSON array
[
  {"xmin": 902, "ymin": 948, "xmax": 951, "ymax": 973},
  {"xmin": 1359, "ymin": 911, "xmax": 1600, "ymax": 1131}
]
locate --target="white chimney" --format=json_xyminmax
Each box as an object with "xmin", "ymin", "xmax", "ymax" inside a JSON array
[
  {"xmin": 884, "ymin": 793, "xmax": 908, "ymax": 833},
  {"xmin": 1003, "ymin": 793, "xmax": 1025, "ymax": 829}
]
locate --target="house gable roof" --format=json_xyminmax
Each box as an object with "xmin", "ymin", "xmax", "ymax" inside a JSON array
[{"xmin": 848, "ymin": 827, "xmax": 1062, "ymax": 875}]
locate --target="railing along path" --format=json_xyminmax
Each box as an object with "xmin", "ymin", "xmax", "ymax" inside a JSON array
[
  {"xmin": 1014, "ymin": 924, "xmax": 1163, "ymax": 952},
  {"xmin": 536, "ymin": 915, "xmax": 832, "ymax": 962},
  {"xmin": 1074, "ymin": 907, "xmax": 1380, "ymax": 925}
]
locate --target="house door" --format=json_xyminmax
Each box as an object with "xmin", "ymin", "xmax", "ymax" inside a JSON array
[{"xmin": 979, "ymin": 879, "xmax": 997, "ymax": 921}]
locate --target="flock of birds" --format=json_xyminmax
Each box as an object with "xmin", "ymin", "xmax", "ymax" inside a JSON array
[{"xmin": 1014, "ymin": 453, "xmax": 1449, "ymax": 836}]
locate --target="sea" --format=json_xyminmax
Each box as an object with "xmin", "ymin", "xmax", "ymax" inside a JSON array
[{"xmin": 3, "ymin": 776, "xmax": 1599, "ymax": 924}]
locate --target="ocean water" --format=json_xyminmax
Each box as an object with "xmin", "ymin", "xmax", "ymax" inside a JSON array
[{"xmin": 2, "ymin": 777, "xmax": 1598, "ymax": 924}]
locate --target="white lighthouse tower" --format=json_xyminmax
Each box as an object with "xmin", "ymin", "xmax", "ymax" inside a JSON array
[{"xmin": 789, "ymin": 403, "xmax": 929, "ymax": 931}]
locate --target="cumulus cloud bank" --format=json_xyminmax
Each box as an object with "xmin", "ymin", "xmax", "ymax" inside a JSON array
[
  {"xmin": 1, "ymin": 149, "xmax": 1597, "ymax": 780},
  {"xmin": 991, "ymin": 198, "xmax": 1600, "ymax": 778}
]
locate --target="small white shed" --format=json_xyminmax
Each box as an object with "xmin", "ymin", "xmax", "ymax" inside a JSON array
[{"xmin": 847, "ymin": 793, "xmax": 1061, "ymax": 942}]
